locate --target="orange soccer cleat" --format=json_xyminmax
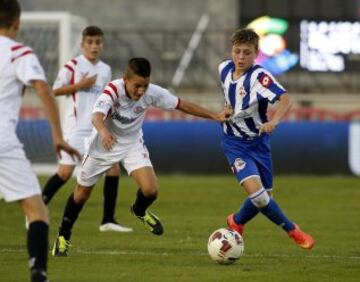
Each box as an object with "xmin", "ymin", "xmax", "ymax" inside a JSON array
[
  {"xmin": 287, "ymin": 224, "xmax": 315, "ymax": 250},
  {"xmin": 226, "ymin": 213, "xmax": 244, "ymax": 236}
]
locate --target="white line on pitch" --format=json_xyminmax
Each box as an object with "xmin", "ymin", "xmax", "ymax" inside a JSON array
[{"xmin": 1, "ymin": 248, "xmax": 360, "ymax": 260}]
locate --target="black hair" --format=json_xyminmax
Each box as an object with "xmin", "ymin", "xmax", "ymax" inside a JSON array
[
  {"xmin": 126, "ymin": 57, "xmax": 151, "ymax": 78},
  {"xmin": 82, "ymin": 25, "xmax": 104, "ymax": 38},
  {"xmin": 0, "ymin": 0, "xmax": 21, "ymax": 28}
]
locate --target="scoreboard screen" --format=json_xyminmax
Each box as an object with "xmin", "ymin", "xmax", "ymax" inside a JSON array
[{"xmin": 300, "ymin": 20, "xmax": 360, "ymax": 72}]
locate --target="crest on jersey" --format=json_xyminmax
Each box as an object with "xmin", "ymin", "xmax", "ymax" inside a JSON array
[
  {"xmin": 238, "ymin": 86, "xmax": 246, "ymax": 96},
  {"xmin": 134, "ymin": 106, "xmax": 145, "ymax": 114},
  {"xmin": 233, "ymin": 158, "xmax": 246, "ymax": 172},
  {"xmin": 259, "ymin": 74, "xmax": 273, "ymax": 88}
]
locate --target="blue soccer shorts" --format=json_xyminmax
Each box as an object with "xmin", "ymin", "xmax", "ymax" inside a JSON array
[{"xmin": 221, "ymin": 133, "xmax": 273, "ymax": 189}]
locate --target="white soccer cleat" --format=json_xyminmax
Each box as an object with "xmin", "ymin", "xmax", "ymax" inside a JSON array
[{"xmin": 99, "ymin": 222, "xmax": 133, "ymax": 232}]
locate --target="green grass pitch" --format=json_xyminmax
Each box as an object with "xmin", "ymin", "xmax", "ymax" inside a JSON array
[{"xmin": 1, "ymin": 175, "xmax": 360, "ymax": 281}]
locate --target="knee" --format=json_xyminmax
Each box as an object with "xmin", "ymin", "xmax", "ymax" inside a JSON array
[
  {"xmin": 57, "ymin": 167, "xmax": 73, "ymax": 181},
  {"xmin": 141, "ymin": 184, "xmax": 158, "ymax": 198},
  {"xmin": 249, "ymin": 188, "xmax": 270, "ymax": 208},
  {"xmin": 74, "ymin": 186, "xmax": 92, "ymax": 204},
  {"xmin": 107, "ymin": 164, "xmax": 120, "ymax": 176},
  {"xmin": 26, "ymin": 199, "xmax": 49, "ymax": 224}
]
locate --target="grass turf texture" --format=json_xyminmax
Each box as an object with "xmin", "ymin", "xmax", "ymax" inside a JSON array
[{"xmin": 1, "ymin": 175, "xmax": 359, "ymax": 281}]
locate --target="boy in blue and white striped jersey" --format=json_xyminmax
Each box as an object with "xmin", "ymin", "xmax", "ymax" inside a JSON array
[{"xmin": 220, "ymin": 28, "xmax": 314, "ymax": 250}]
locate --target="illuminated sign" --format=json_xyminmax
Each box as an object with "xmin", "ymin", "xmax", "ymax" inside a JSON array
[
  {"xmin": 300, "ymin": 20, "xmax": 360, "ymax": 72},
  {"xmin": 247, "ymin": 16, "xmax": 298, "ymax": 75}
]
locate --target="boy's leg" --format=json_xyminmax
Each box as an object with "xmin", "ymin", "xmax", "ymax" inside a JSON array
[
  {"xmin": 242, "ymin": 177, "xmax": 314, "ymax": 249},
  {"xmin": 130, "ymin": 167, "xmax": 163, "ymax": 235},
  {"xmin": 42, "ymin": 165, "xmax": 74, "ymax": 204},
  {"xmin": 100, "ymin": 163, "xmax": 133, "ymax": 232},
  {"xmin": 20, "ymin": 195, "xmax": 49, "ymax": 282},
  {"xmin": 52, "ymin": 184, "xmax": 92, "ymax": 257},
  {"xmin": 53, "ymin": 155, "xmax": 112, "ymax": 256}
]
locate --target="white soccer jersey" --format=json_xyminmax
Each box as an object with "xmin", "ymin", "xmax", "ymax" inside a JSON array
[
  {"xmin": 218, "ymin": 60, "xmax": 286, "ymax": 139},
  {"xmin": 53, "ymin": 54, "xmax": 112, "ymax": 137},
  {"xmin": 0, "ymin": 35, "xmax": 46, "ymax": 201},
  {"xmin": 0, "ymin": 35, "xmax": 46, "ymax": 154},
  {"xmin": 87, "ymin": 78, "xmax": 179, "ymax": 160}
]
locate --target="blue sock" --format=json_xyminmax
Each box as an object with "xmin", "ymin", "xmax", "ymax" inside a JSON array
[
  {"xmin": 234, "ymin": 198, "xmax": 259, "ymax": 225},
  {"xmin": 260, "ymin": 198, "xmax": 295, "ymax": 231}
]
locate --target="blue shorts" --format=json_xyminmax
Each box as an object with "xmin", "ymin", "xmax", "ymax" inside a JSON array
[{"xmin": 221, "ymin": 133, "xmax": 273, "ymax": 189}]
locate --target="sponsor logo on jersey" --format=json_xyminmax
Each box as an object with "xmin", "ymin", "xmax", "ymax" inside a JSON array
[
  {"xmin": 233, "ymin": 158, "xmax": 246, "ymax": 172},
  {"xmin": 111, "ymin": 111, "xmax": 138, "ymax": 124}
]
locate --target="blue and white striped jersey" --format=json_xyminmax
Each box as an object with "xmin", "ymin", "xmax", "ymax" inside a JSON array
[{"xmin": 218, "ymin": 60, "xmax": 286, "ymax": 139}]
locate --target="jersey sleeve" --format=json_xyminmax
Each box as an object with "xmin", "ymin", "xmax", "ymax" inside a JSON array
[
  {"xmin": 149, "ymin": 84, "xmax": 179, "ymax": 110},
  {"xmin": 52, "ymin": 61, "xmax": 77, "ymax": 89},
  {"xmin": 93, "ymin": 82, "xmax": 118, "ymax": 115},
  {"xmin": 255, "ymin": 69, "xmax": 287, "ymax": 103},
  {"xmin": 13, "ymin": 47, "xmax": 46, "ymax": 86}
]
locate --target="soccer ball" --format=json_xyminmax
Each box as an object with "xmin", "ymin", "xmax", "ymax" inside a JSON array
[{"xmin": 207, "ymin": 228, "xmax": 244, "ymax": 265}]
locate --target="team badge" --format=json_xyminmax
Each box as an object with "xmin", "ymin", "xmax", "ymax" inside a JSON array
[
  {"xmin": 238, "ymin": 86, "xmax": 246, "ymax": 96},
  {"xmin": 134, "ymin": 106, "xmax": 145, "ymax": 114},
  {"xmin": 259, "ymin": 74, "xmax": 273, "ymax": 88},
  {"xmin": 233, "ymin": 158, "xmax": 246, "ymax": 172}
]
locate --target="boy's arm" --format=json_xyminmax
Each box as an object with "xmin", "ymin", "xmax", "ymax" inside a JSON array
[
  {"xmin": 258, "ymin": 93, "xmax": 292, "ymax": 135},
  {"xmin": 92, "ymin": 112, "xmax": 116, "ymax": 151},
  {"xmin": 32, "ymin": 80, "xmax": 81, "ymax": 159},
  {"xmin": 177, "ymin": 99, "xmax": 232, "ymax": 122},
  {"xmin": 53, "ymin": 73, "xmax": 97, "ymax": 96}
]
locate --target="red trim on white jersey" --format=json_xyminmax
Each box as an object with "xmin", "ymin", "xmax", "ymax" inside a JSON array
[
  {"xmin": 11, "ymin": 50, "xmax": 33, "ymax": 62},
  {"xmin": 108, "ymin": 82, "xmax": 119, "ymax": 98},
  {"xmin": 103, "ymin": 90, "xmax": 114, "ymax": 101},
  {"xmin": 64, "ymin": 65, "xmax": 74, "ymax": 72},
  {"xmin": 71, "ymin": 59, "xmax": 78, "ymax": 65},
  {"xmin": 66, "ymin": 63, "xmax": 77, "ymax": 119},
  {"xmin": 11, "ymin": 44, "xmax": 26, "ymax": 51}
]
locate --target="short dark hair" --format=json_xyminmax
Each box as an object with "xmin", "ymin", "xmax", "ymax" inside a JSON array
[
  {"xmin": 231, "ymin": 28, "xmax": 259, "ymax": 50},
  {"xmin": 0, "ymin": 0, "xmax": 21, "ymax": 28},
  {"xmin": 82, "ymin": 25, "xmax": 104, "ymax": 38},
  {"xmin": 126, "ymin": 57, "xmax": 151, "ymax": 78}
]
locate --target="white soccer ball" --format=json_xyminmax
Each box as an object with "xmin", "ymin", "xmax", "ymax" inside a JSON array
[{"xmin": 207, "ymin": 228, "xmax": 244, "ymax": 265}]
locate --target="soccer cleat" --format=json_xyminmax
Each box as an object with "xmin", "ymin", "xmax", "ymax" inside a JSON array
[
  {"xmin": 99, "ymin": 222, "xmax": 133, "ymax": 232},
  {"xmin": 226, "ymin": 213, "xmax": 244, "ymax": 235},
  {"xmin": 52, "ymin": 235, "xmax": 71, "ymax": 257},
  {"xmin": 287, "ymin": 224, "xmax": 315, "ymax": 250},
  {"xmin": 131, "ymin": 206, "xmax": 164, "ymax": 235}
]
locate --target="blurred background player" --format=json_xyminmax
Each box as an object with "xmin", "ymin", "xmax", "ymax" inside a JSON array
[
  {"xmin": 0, "ymin": 0, "xmax": 80, "ymax": 281},
  {"xmin": 41, "ymin": 26, "xmax": 132, "ymax": 233},
  {"xmin": 220, "ymin": 28, "xmax": 315, "ymax": 249},
  {"xmin": 52, "ymin": 57, "xmax": 232, "ymax": 256}
]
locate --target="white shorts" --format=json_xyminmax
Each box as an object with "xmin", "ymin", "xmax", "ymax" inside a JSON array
[
  {"xmin": 0, "ymin": 148, "xmax": 41, "ymax": 202},
  {"xmin": 77, "ymin": 140, "xmax": 152, "ymax": 187},
  {"xmin": 59, "ymin": 133, "xmax": 88, "ymax": 165}
]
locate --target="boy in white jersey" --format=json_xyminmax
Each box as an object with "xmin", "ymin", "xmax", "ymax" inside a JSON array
[
  {"xmin": 220, "ymin": 28, "xmax": 314, "ymax": 249},
  {"xmin": 42, "ymin": 26, "xmax": 132, "ymax": 233},
  {"xmin": 0, "ymin": 0, "xmax": 80, "ymax": 281},
  {"xmin": 52, "ymin": 57, "xmax": 232, "ymax": 256}
]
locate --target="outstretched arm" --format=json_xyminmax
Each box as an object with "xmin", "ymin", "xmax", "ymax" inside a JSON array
[
  {"xmin": 258, "ymin": 93, "xmax": 292, "ymax": 135},
  {"xmin": 177, "ymin": 99, "xmax": 232, "ymax": 122},
  {"xmin": 32, "ymin": 80, "xmax": 81, "ymax": 160}
]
